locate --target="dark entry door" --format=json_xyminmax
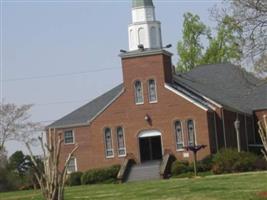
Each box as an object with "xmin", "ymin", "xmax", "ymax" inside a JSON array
[{"xmin": 139, "ymin": 136, "xmax": 162, "ymax": 162}]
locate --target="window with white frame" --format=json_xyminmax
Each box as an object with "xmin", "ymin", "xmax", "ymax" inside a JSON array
[
  {"xmin": 67, "ymin": 157, "xmax": 77, "ymax": 173},
  {"xmin": 148, "ymin": 79, "xmax": 157, "ymax": 103},
  {"xmin": 187, "ymin": 119, "xmax": 196, "ymax": 146},
  {"xmin": 104, "ymin": 128, "xmax": 114, "ymax": 157},
  {"xmin": 134, "ymin": 80, "xmax": 144, "ymax": 104},
  {"xmin": 116, "ymin": 127, "xmax": 126, "ymax": 156},
  {"xmin": 175, "ymin": 120, "xmax": 184, "ymax": 150},
  {"xmin": 64, "ymin": 130, "xmax": 74, "ymax": 144}
]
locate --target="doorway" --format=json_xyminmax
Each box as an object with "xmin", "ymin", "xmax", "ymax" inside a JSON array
[{"xmin": 139, "ymin": 131, "xmax": 163, "ymax": 162}]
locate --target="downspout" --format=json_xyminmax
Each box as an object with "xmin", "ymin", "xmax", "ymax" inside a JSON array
[{"xmin": 221, "ymin": 109, "xmax": 227, "ymax": 148}]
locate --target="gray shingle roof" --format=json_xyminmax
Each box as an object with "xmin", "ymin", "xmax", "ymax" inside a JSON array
[
  {"xmin": 174, "ymin": 63, "xmax": 267, "ymax": 114},
  {"xmin": 47, "ymin": 84, "xmax": 124, "ymax": 128},
  {"xmin": 48, "ymin": 63, "xmax": 266, "ymax": 129}
]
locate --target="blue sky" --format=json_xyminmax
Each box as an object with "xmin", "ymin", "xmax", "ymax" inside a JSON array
[{"xmin": 2, "ymin": 0, "xmax": 222, "ymax": 155}]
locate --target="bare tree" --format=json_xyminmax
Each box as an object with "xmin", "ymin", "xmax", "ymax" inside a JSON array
[
  {"xmin": 258, "ymin": 115, "xmax": 267, "ymax": 161},
  {"xmin": 0, "ymin": 103, "xmax": 40, "ymax": 150},
  {"xmin": 212, "ymin": 0, "xmax": 267, "ymax": 71},
  {"xmin": 26, "ymin": 129, "xmax": 78, "ymax": 200},
  {"xmin": 254, "ymin": 53, "xmax": 267, "ymax": 76}
]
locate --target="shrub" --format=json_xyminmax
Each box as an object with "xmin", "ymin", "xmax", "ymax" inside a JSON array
[
  {"xmin": 232, "ymin": 151, "xmax": 257, "ymax": 172},
  {"xmin": 171, "ymin": 160, "xmax": 191, "ymax": 175},
  {"xmin": 253, "ymin": 157, "xmax": 267, "ymax": 170},
  {"xmin": 81, "ymin": 165, "xmax": 120, "ymax": 185},
  {"xmin": 195, "ymin": 156, "xmax": 213, "ymax": 172},
  {"xmin": 67, "ymin": 172, "xmax": 83, "ymax": 186},
  {"xmin": 212, "ymin": 149, "xmax": 258, "ymax": 174}
]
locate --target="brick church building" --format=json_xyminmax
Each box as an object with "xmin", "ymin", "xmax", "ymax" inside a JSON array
[{"xmin": 48, "ymin": 0, "xmax": 267, "ymax": 175}]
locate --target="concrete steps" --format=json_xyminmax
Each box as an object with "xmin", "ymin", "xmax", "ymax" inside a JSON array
[{"xmin": 126, "ymin": 160, "xmax": 161, "ymax": 182}]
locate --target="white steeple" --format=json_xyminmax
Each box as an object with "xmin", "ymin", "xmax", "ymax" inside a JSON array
[{"xmin": 128, "ymin": 0, "xmax": 163, "ymax": 51}]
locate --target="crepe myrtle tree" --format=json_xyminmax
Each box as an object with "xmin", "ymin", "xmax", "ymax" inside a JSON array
[
  {"xmin": 258, "ymin": 115, "xmax": 267, "ymax": 161},
  {"xmin": 26, "ymin": 129, "xmax": 78, "ymax": 200}
]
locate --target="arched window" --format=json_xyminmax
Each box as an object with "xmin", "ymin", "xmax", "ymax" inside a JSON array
[
  {"xmin": 134, "ymin": 80, "xmax": 144, "ymax": 104},
  {"xmin": 117, "ymin": 127, "xmax": 126, "ymax": 156},
  {"xmin": 138, "ymin": 27, "xmax": 145, "ymax": 45},
  {"xmin": 148, "ymin": 79, "xmax": 157, "ymax": 103},
  {"xmin": 104, "ymin": 128, "xmax": 114, "ymax": 157},
  {"xmin": 187, "ymin": 120, "xmax": 196, "ymax": 146},
  {"xmin": 175, "ymin": 121, "xmax": 184, "ymax": 150}
]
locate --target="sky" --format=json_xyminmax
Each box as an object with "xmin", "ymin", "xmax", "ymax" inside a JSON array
[{"xmin": 1, "ymin": 0, "xmax": 222, "ymax": 156}]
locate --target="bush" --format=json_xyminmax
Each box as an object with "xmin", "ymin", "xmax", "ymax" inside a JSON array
[
  {"xmin": 253, "ymin": 157, "xmax": 267, "ymax": 170},
  {"xmin": 194, "ymin": 156, "xmax": 213, "ymax": 172},
  {"xmin": 81, "ymin": 165, "xmax": 120, "ymax": 185},
  {"xmin": 67, "ymin": 172, "xmax": 83, "ymax": 186},
  {"xmin": 171, "ymin": 160, "xmax": 191, "ymax": 176},
  {"xmin": 212, "ymin": 149, "xmax": 258, "ymax": 174}
]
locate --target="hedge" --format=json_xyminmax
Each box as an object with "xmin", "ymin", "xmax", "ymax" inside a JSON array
[{"xmin": 81, "ymin": 165, "xmax": 120, "ymax": 185}]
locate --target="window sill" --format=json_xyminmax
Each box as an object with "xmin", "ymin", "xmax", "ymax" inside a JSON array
[
  {"xmin": 64, "ymin": 142, "xmax": 75, "ymax": 145},
  {"xmin": 106, "ymin": 155, "xmax": 115, "ymax": 159},
  {"xmin": 149, "ymin": 100, "xmax": 158, "ymax": 104},
  {"xmin": 176, "ymin": 149, "xmax": 185, "ymax": 152},
  {"xmin": 135, "ymin": 102, "xmax": 144, "ymax": 105},
  {"xmin": 118, "ymin": 154, "xmax": 126, "ymax": 158}
]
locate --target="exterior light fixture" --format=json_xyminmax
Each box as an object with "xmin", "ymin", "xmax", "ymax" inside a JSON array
[
  {"xmin": 144, "ymin": 114, "xmax": 150, "ymax": 121},
  {"xmin": 138, "ymin": 44, "xmax": 145, "ymax": 51},
  {"xmin": 120, "ymin": 49, "xmax": 127, "ymax": 53},
  {"xmin": 164, "ymin": 44, "xmax": 172, "ymax": 49}
]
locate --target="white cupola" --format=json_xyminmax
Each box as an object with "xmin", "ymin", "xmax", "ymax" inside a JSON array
[{"xmin": 128, "ymin": 0, "xmax": 163, "ymax": 51}]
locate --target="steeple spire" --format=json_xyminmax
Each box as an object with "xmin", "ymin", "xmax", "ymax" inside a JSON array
[
  {"xmin": 132, "ymin": 0, "xmax": 154, "ymax": 8},
  {"xmin": 128, "ymin": 0, "xmax": 162, "ymax": 51}
]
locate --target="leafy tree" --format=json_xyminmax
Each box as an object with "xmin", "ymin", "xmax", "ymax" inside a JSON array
[
  {"xmin": 212, "ymin": 0, "xmax": 267, "ymax": 74},
  {"xmin": 8, "ymin": 151, "xmax": 31, "ymax": 176},
  {"xmin": 177, "ymin": 13, "xmax": 209, "ymax": 72},
  {"xmin": 201, "ymin": 16, "xmax": 243, "ymax": 65},
  {"xmin": 177, "ymin": 13, "xmax": 243, "ymax": 72}
]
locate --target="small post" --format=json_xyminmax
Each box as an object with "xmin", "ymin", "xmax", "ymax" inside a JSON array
[
  {"xmin": 184, "ymin": 145, "xmax": 206, "ymax": 178},
  {"xmin": 193, "ymin": 151, "xmax": 197, "ymax": 177}
]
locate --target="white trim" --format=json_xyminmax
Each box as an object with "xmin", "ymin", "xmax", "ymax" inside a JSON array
[
  {"xmin": 64, "ymin": 130, "xmax": 75, "ymax": 145},
  {"xmin": 74, "ymin": 157, "xmax": 78, "ymax": 172},
  {"xmin": 48, "ymin": 88, "xmax": 125, "ymax": 129},
  {"xmin": 89, "ymin": 88, "xmax": 125, "ymax": 124},
  {"xmin": 164, "ymin": 84, "xmax": 208, "ymax": 112},
  {"xmin": 222, "ymin": 109, "xmax": 227, "ymax": 148},
  {"xmin": 213, "ymin": 112, "xmax": 219, "ymax": 151},
  {"xmin": 138, "ymin": 130, "xmax": 164, "ymax": 162},
  {"xmin": 173, "ymin": 78, "xmax": 223, "ymax": 108},
  {"xmin": 148, "ymin": 79, "xmax": 158, "ymax": 104},
  {"xmin": 139, "ymin": 130, "xmax": 161, "ymax": 138}
]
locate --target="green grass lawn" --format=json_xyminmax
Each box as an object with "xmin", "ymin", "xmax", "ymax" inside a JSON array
[{"xmin": 1, "ymin": 172, "xmax": 267, "ymax": 200}]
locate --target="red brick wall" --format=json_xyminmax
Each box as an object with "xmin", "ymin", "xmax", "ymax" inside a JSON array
[{"xmin": 55, "ymin": 52, "xmax": 214, "ymax": 171}]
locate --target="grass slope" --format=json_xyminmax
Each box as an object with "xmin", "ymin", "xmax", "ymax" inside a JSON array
[{"xmin": 0, "ymin": 172, "xmax": 266, "ymax": 200}]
